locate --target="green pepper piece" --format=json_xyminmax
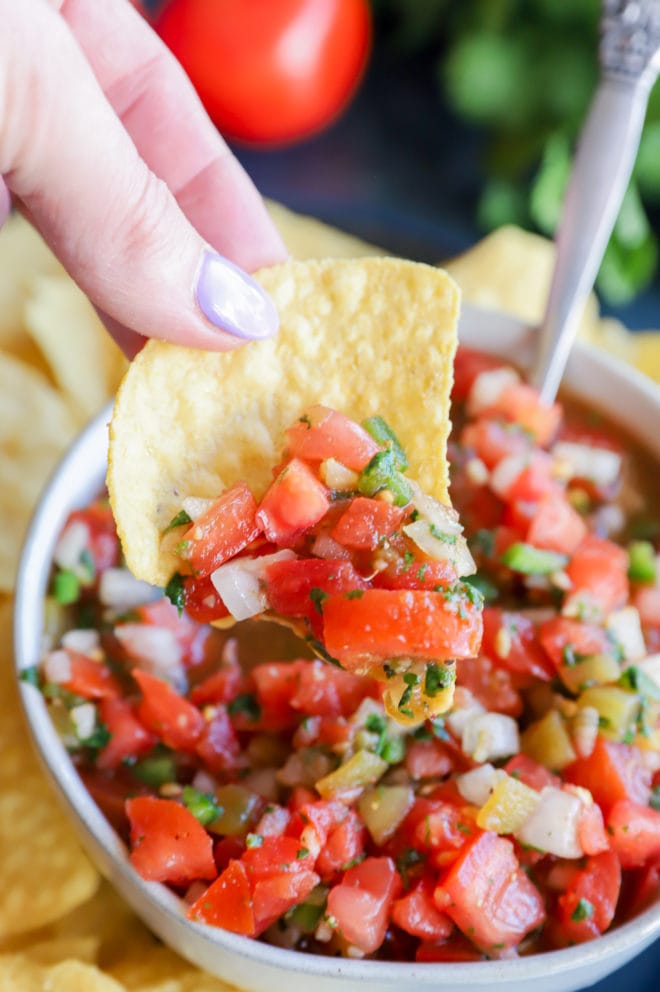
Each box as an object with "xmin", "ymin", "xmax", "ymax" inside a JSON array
[
  {"xmin": 500, "ymin": 542, "xmax": 568, "ymax": 575},
  {"xmin": 362, "ymin": 415, "xmax": 409, "ymax": 471},
  {"xmin": 182, "ymin": 785, "xmax": 222, "ymax": 827},
  {"xmin": 52, "ymin": 569, "xmax": 81, "ymax": 605},
  {"xmin": 358, "ymin": 449, "xmax": 412, "ymax": 507},
  {"xmin": 131, "ymin": 751, "xmax": 178, "ymax": 788},
  {"xmin": 627, "ymin": 541, "xmax": 657, "ymax": 583}
]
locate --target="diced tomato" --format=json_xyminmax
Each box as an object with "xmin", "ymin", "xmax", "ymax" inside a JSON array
[
  {"xmin": 330, "ymin": 497, "xmax": 405, "ymax": 551},
  {"xmin": 634, "ymin": 583, "xmax": 660, "ymax": 628},
  {"xmin": 326, "ymin": 856, "xmax": 401, "ymax": 954},
  {"xmin": 398, "ymin": 797, "xmax": 475, "ymax": 856},
  {"xmin": 526, "ymin": 493, "xmax": 587, "ymax": 555},
  {"xmin": 391, "ymin": 876, "xmax": 454, "ymax": 941},
  {"xmin": 96, "ymin": 697, "xmax": 156, "ymax": 771},
  {"xmin": 405, "ymin": 739, "xmax": 454, "ymax": 780},
  {"xmin": 265, "ymin": 558, "xmax": 368, "ymax": 635},
  {"xmin": 315, "ymin": 809, "xmax": 366, "ymax": 881},
  {"xmin": 624, "ymin": 857, "xmax": 660, "ymax": 917},
  {"xmin": 452, "ymin": 347, "xmax": 505, "ymax": 402},
  {"xmin": 373, "ymin": 557, "xmax": 457, "ymax": 591},
  {"xmin": 323, "ymin": 589, "xmax": 483, "ymax": 669},
  {"xmin": 538, "ymin": 616, "xmax": 614, "ymax": 670},
  {"xmin": 460, "ymin": 418, "xmax": 531, "ymax": 469},
  {"xmin": 504, "ymin": 753, "xmax": 561, "ymax": 792},
  {"xmin": 68, "ymin": 502, "xmax": 120, "ymax": 573},
  {"xmin": 257, "ymin": 458, "xmax": 330, "ymax": 545},
  {"xmin": 606, "ymin": 800, "xmax": 660, "ymax": 868},
  {"xmin": 505, "ymin": 453, "xmax": 561, "ymax": 504},
  {"xmin": 435, "ymin": 831, "xmax": 546, "ymax": 953},
  {"xmin": 126, "ymin": 796, "xmax": 216, "ymax": 884},
  {"xmin": 487, "ymin": 382, "xmax": 561, "ymax": 446},
  {"xmin": 577, "ymin": 800, "xmax": 610, "ymax": 856},
  {"xmin": 252, "ymin": 868, "xmax": 320, "ymax": 933},
  {"xmin": 289, "ymin": 659, "xmax": 378, "ymax": 718},
  {"xmin": 246, "ymin": 660, "xmax": 306, "ymax": 732},
  {"xmin": 242, "ymin": 833, "xmax": 315, "ymax": 878},
  {"xmin": 285, "ymin": 405, "xmax": 380, "ymax": 471},
  {"xmin": 482, "ymin": 608, "xmax": 555, "ymax": 681},
  {"xmin": 255, "ymin": 804, "xmax": 291, "ymax": 838},
  {"xmin": 556, "ymin": 850, "xmax": 621, "ymax": 945},
  {"xmin": 457, "ymin": 652, "xmax": 523, "ymax": 717},
  {"xmin": 189, "ymin": 664, "xmax": 244, "ymax": 707},
  {"xmin": 565, "ymin": 738, "xmax": 652, "ymax": 812},
  {"xmin": 81, "ymin": 767, "xmax": 150, "ymax": 833},
  {"xmin": 188, "ymin": 858, "xmax": 256, "ymax": 935},
  {"xmin": 59, "ymin": 651, "xmax": 121, "ymax": 700},
  {"xmin": 178, "ymin": 483, "xmax": 260, "ymax": 577},
  {"xmin": 182, "ymin": 573, "xmax": 231, "ymax": 624},
  {"xmin": 195, "ymin": 706, "xmax": 241, "ymax": 773},
  {"xmin": 213, "ymin": 836, "xmax": 246, "ymax": 872},
  {"xmin": 133, "ymin": 669, "xmax": 205, "ymax": 751},
  {"xmin": 565, "ymin": 536, "xmax": 629, "ymax": 617}
]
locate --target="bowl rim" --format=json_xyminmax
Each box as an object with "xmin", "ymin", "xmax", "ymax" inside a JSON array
[{"xmin": 13, "ymin": 306, "xmax": 660, "ymax": 987}]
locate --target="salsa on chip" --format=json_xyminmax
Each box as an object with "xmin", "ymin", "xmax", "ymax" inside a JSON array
[{"xmin": 108, "ymin": 258, "xmax": 480, "ymax": 721}]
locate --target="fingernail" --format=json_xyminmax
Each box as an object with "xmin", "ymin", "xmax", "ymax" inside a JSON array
[{"xmin": 195, "ymin": 249, "xmax": 279, "ymax": 340}]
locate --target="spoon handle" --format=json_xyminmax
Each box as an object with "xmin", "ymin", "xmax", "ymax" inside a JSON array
[{"xmin": 531, "ymin": 0, "xmax": 660, "ymax": 404}]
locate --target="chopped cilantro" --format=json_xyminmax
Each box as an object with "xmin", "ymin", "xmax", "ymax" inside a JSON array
[
  {"xmin": 131, "ymin": 751, "xmax": 177, "ymax": 788},
  {"xmin": 461, "ymin": 577, "xmax": 488, "ymax": 605},
  {"xmin": 79, "ymin": 721, "xmax": 111, "ymax": 752},
  {"xmin": 469, "ymin": 528, "xmax": 495, "ymax": 558},
  {"xmin": 307, "ymin": 638, "xmax": 342, "ymax": 667},
  {"xmin": 424, "ymin": 662, "xmax": 455, "ymax": 697},
  {"xmin": 163, "ymin": 509, "xmax": 193, "ymax": 534},
  {"xmin": 345, "ymin": 589, "xmax": 364, "ymax": 600},
  {"xmin": 297, "ymin": 847, "xmax": 310, "ymax": 859},
  {"xmin": 298, "ymin": 413, "xmax": 312, "ymax": 428},
  {"xmin": 19, "ymin": 665, "xmax": 40, "ymax": 688},
  {"xmin": 429, "ymin": 524, "xmax": 457, "ymax": 544},
  {"xmin": 398, "ymin": 672, "xmax": 419, "ymax": 716},
  {"xmin": 365, "ymin": 713, "xmax": 387, "ymax": 734},
  {"xmin": 402, "ymin": 551, "xmax": 415, "ymax": 572},
  {"xmin": 618, "ymin": 665, "xmax": 660, "ymax": 701},
  {"xmin": 383, "ymin": 663, "xmax": 396, "ymax": 679},
  {"xmin": 164, "ymin": 572, "xmax": 186, "ymax": 615},
  {"xmin": 182, "ymin": 785, "xmax": 222, "ymax": 826},
  {"xmin": 79, "ymin": 549, "xmax": 96, "ymax": 583},
  {"xmin": 380, "ymin": 735, "xmax": 406, "ymax": 763},
  {"xmin": 245, "ymin": 833, "xmax": 263, "ymax": 848},
  {"xmin": 561, "ymin": 644, "xmax": 591, "ymax": 668},
  {"xmin": 309, "ymin": 587, "xmax": 329, "ymax": 614},
  {"xmin": 571, "ymin": 898, "xmax": 594, "ymax": 922},
  {"xmin": 227, "ymin": 693, "xmax": 261, "ymax": 721},
  {"xmin": 417, "ymin": 563, "xmax": 429, "ymax": 581}
]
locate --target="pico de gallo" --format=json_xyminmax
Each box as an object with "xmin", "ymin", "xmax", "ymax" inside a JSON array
[{"xmin": 30, "ymin": 348, "xmax": 660, "ymax": 963}]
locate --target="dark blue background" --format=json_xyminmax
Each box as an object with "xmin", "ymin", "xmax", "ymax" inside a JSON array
[{"xmin": 234, "ymin": 48, "xmax": 659, "ymax": 991}]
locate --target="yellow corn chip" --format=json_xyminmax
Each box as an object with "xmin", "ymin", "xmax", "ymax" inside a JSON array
[
  {"xmin": 109, "ymin": 258, "xmax": 460, "ymax": 587},
  {"xmin": 0, "ymin": 954, "xmax": 126, "ymax": 991},
  {"xmin": 0, "ymin": 602, "xmax": 99, "ymax": 937}
]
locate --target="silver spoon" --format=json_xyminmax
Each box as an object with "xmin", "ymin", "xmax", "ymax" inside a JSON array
[{"xmin": 530, "ymin": 0, "xmax": 660, "ymax": 404}]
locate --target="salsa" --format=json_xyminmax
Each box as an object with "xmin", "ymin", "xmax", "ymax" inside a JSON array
[{"xmin": 32, "ymin": 347, "xmax": 660, "ymax": 962}]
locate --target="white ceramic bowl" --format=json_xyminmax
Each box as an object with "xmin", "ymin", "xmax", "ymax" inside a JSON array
[{"xmin": 13, "ymin": 304, "xmax": 660, "ymax": 992}]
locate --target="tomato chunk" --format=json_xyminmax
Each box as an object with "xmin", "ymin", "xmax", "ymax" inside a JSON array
[
  {"xmin": 265, "ymin": 557, "xmax": 368, "ymax": 632},
  {"xmin": 565, "ymin": 536, "xmax": 629, "ymax": 617},
  {"xmin": 556, "ymin": 850, "xmax": 621, "ymax": 945},
  {"xmin": 526, "ymin": 493, "xmax": 587, "ymax": 555},
  {"xmin": 326, "ymin": 856, "xmax": 400, "ymax": 954},
  {"xmin": 285, "ymin": 405, "xmax": 380, "ymax": 471},
  {"xmin": 96, "ymin": 697, "xmax": 156, "ymax": 771},
  {"xmin": 257, "ymin": 458, "xmax": 330, "ymax": 545},
  {"xmin": 182, "ymin": 482, "xmax": 261, "ymax": 576},
  {"xmin": 323, "ymin": 589, "xmax": 483, "ymax": 669},
  {"xmin": 391, "ymin": 876, "xmax": 454, "ymax": 941},
  {"xmin": 133, "ymin": 669, "xmax": 205, "ymax": 751},
  {"xmin": 436, "ymin": 831, "xmax": 546, "ymax": 952},
  {"xmin": 606, "ymin": 800, "xmax": 660, "ymax": 868},
  {"xmin": 331, "ymin": 497, "xmax": 405, "ymax": 551},
  {"xmin": 565, "ymin": 738, "xmax": 652, "ymax": 812},
  {"xmin": 126, "ymin": 796, "xmax": 216, "ymax": 884},
  {"xmin": 58, "ymin": 651, "xmax": 121, "ymax": 700},
  {"xmin": 188, "ymin": 858, "xmax": 256, "ymax": 935}
]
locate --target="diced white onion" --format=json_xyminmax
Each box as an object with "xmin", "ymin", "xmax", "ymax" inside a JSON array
[
  {"xmin": 61, "ymin": 629, "xmax": 101, "ymax": 656},
  {"xmin": 456, "ymin": 763, "xmax": 501, "ymax": 806},
  {"xmin": 115, "ymin": 624, "xmax": 185, "ymax": 690},
  {"xmin": 410, "ymin": 487, "xmax": 464, "ymax": 536},
  {"xmin": 53, "ymin": 520, "xmax": 90, "ymax": 577},
  {"xmin": 552, "ymin": 441, "xmax": 622, "ymax": 489},
  {"xmin": 181, "ymin": 496, "xmax": 216, "ymax": 521},
  {"xmin": 467, "ymin": 367, "xmax": 520, "ymax": 417},
  {"xmin": 211, "ymin": 549, "xmax": 296, "ymax": 622},
  {"xmin": 606, "ymin": 606, "xmax": 647, "ymax": 662},
  {"xmin": 43, "ymin": 649, "xmax": 72, "ymax": 684},
  {"xmin": 98, "ymin": 568, "xmax": 158, "ymax": 612},
  {"xmin": 461, "ymin": 712, "xmax": 520, "ymax": 764},
  {"xmin": 489, "ymin": 454, "xmax": 528, "ymax": 498},
  {"xmin": 402, "ymin": 520, "xmax": 476, "ymax": 576},
  {"xmin": 70, "ymin": 702, "xmax": 96, "ymax": 741},
  {"xmin": 445, "ymin": 693, "xmax": 486, "ymax": 737},
  {"xmin": 636, "ymin": 653, "xmax": 660, "ymax": 691},
  {"xmin": 319, "ymin": 458, "xmax": 359, "ymax": 491},
  {"xmin": 515, "ymin": 786, "xmax": 583, "ymax": 858}
]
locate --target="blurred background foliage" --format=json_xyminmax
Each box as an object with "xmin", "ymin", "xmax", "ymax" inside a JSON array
[{"xmin": 372, "ymin": 0, "xmax": 660, "ymax": 306}]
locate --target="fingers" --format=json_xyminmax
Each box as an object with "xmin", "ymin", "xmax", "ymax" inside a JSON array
[
  {"xmin": 0, "ymin": 0, "xmax": 279, "ymax": 352},
  {"xmin": 59, "ymin": 0, "xmax": 287, "ymax": 271}
]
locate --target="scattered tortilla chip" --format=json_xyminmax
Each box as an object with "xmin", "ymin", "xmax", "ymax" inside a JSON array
[
  {"xmin": 109, "ymin": 257, "xmax": 461, "ymax": 586},
  {"xmin": 266, "ymin": 199, "xmax": 384, "ymax": 260},
  {"xmin": 0, "ymin": 954, "xmax": 126, "ymax": 992},
  {"xmin": 444, "ymin": 225, "xmax": 601, "ymax": 337},
  {"xmin": 0, "ymin": 352, "xmax": 78, "ymax": 591},
  {"xmin": 0, "ymin": 602, "xmax": 99, "ymax": 936},
  {"xmin": 24, "ymin": 275, "xmax": 127, "ymax": 422},
  {"xmin": 634, "ymin": 331, "xmax": 660, "ymax": 383}
]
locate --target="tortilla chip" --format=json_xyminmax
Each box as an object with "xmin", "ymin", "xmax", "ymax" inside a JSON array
[
  {"xmin": 24, "ymin": 275, "xmax": 127, "ymax": 422},
  {"xmin": 0, "ymin": 954, "xmax": 126, "ymax": 992},
  {"xmin": 109, "ymin": 258, "xmax": 460, "ymax": 587},
  {"xmin": 444, "ymin": 225, "xmax": 601, "ymax": 337},
  {"xmin": 0, "ymin": 602, "xmax": 99, "ymax": 937},
  {"xmin": 633, "ymin": 331, "xmax": 660, "ymax": 383},
  {"xmin": 0, "ymin": 351, "xmax": 78, "ymax": 591},
  {"xmin": 266, "ymin": 199, "xmax": 385, "ymax": 260}
]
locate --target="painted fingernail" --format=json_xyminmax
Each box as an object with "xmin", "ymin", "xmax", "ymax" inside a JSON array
[{"xmin": 195, "ymin": 249, "xmax": 279, "ymax": 341}]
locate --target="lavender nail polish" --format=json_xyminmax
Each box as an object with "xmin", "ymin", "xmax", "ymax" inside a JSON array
[{"xmin": 195, "ymin": 250, "xmax": 279, "ymax": 341}]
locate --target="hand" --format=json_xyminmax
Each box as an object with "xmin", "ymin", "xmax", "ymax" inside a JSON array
[{"xmin": 0, "ymin": 0, "xmax": 287, "ymax": 357}]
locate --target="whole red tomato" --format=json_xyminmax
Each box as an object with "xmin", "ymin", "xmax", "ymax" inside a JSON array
[{"xmin": 154, "ymin": 0, "xmax": 372, "ymax": 145}]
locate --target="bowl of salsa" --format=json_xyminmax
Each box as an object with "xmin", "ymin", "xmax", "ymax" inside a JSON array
[{"xmin": 13, "ymin": 303, "xmax": 660, "ymax": 992}]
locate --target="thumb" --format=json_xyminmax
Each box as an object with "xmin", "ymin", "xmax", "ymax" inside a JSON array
[{"xmin": 1, "ymin": 1, "xmax": 279, "ymax": 352}]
